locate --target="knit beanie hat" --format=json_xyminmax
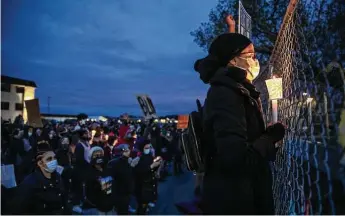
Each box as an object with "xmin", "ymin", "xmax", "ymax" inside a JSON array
[
  {"xmin": 194, "ymin": 33, "xmax": 252, "ymax": 83},
  {"xmin": 136, "ymin": 138, "xmax": 151, "ymax": 152},
  {"xmin": 113, "ymin": 144, "xmax": 130, "ymax": 156},
  {"xmin": 36, "ymin": 143, "xmax": 53, "ymax": 160},
  {"xmin": 88, "ymin": 146, "xmax": 104, "ymax": 162}
]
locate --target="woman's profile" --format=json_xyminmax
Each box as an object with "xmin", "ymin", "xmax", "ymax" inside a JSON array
[{"xmin": 195, "ymin": 32, "xmax": 286, "ymax": 214}]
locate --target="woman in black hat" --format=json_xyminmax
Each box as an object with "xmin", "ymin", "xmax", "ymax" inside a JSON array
[{"xmin": 195, "ymin": 33, "xmax": 285, "ymax": 215}]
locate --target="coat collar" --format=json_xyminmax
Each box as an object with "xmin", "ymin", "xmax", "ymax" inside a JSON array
[{"xmin": 209, "ymin": 67, "xmax": 260, "ymax": 99}]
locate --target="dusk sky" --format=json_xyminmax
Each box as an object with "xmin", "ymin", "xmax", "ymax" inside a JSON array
[{"xmin": 2, "ymin": 0, "xmax": 217, "ymax": 116}]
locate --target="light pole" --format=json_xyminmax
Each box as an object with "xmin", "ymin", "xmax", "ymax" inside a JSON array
[{"xmin": 48, "ymin": 96, "xmax": 51, "ymax": 114}]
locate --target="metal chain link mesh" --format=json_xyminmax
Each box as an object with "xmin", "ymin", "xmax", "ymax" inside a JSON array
[{"xmin": 255, "ymin": 0, "xmax": 345, "ymax": 214}]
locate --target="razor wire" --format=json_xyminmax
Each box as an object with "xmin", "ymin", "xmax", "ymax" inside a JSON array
[{"xmin": 254, "ymin": 0, "xmax": 345, "ymax": 214}]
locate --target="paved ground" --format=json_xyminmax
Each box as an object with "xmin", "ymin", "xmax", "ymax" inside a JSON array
[{"xmin": 150, "ymin": 171, "xmax": 195, "ymax": 215}]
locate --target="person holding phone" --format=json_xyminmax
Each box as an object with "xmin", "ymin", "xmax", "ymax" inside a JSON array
[{"xmin": 135, "ymin": 138, "xmax": 161, "ymax": 214}]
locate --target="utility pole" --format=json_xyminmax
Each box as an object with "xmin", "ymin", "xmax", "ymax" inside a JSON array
[{"xmin": 48, "ymin": 96, "xmax": 51, "ymax": 114}]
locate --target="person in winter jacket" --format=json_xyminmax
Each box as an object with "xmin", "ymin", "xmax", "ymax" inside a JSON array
[
  {"xmin": 48, "ymin": 129, "xmax": 59, "ymax": 151},
  {"xmin": 8, "ymin": 143, "xmax": 70, "ymax": 214},
  {"xmin": 56, "ymin": 137, "xmax": 71, "ymax": 167},
  {"xmin": 75, "ymin": 129, "xmax": 91, "ymax": 171},
  {"xmin": 55, "ymin": 136, "xmax": 75, "ymax": 196},
  {"xmin": 9, "ymin": 127, "xmax": 33, "ymax": 183},
  {"xmin": 194, "ymin": 33, "xmax": 285, "ymax": 214},
  {"xmin": 108, "ymin": 144, "xmax": 135, "ymax": 215},
  {"xmin": 75, "ymin": 146, "xmax": 115, "ymax": 215},
  {"xmin": 118, "ymin": 120, "xmax": 130, "ymax": 145},
  {"xmin": 135, "ymin": 138, "xmax": 161, "ymax": 214}
]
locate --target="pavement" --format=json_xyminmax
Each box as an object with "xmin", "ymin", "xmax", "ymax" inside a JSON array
[{"xmin": 149, "ymin": 171, "xmax": 195, "ymax": 215}]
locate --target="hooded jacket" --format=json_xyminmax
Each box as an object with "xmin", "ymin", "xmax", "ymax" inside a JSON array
[{"xmin": 200, "ymin": 66, "xmax": 277, "ymax": 215}]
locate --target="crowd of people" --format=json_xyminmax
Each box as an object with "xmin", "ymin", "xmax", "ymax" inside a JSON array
[{"xmin": 1, "ymin": 115, "xmax": 185, "ymax": 215}]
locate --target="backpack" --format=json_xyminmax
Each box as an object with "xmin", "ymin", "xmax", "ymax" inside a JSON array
[{"xmin": 181, "ymin": 99, "xmax": 206, "ymax": 173}]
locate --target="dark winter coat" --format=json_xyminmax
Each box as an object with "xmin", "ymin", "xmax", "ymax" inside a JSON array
[
  {"xmin": 78, "ymin": 165, "xmax": 114, "ymax": 212},
  {"xmin": 201, "ymin": 67, "xmax": 278, "ymax": 215},
  {"xmin": 108, "ymin": 156, "xmax": 134, "ymax": 201},
  {"xmin": 135, "ymin": 154, "xmax": 158, "ymax": 204},
  {"xmin": 8, "ymin": 169, "xmax": 68, "ymax": 215},
  {"xmin": 56, "ymin": 149, "xmax": 70, "ymax": 167}
]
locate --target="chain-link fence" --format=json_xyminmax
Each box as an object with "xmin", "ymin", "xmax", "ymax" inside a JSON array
[{"xmin": 253, "ymin": 0, "xmax": 345, "ymax": 214}]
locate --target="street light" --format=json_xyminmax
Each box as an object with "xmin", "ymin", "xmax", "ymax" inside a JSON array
[{"xmin": 265, "ymin": 76, "xmax": 283, "ymax": 123}]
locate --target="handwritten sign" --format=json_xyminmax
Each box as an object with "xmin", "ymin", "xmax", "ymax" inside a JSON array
[
  {"xmin": 265, "ymin": 77, "xmax": 283, "ymax": 100},
  {"xmin": 177, "ymin": 115, "xmax": 189, "ymax": 129},
  {"xmin": 238, "ymin": 0, "xmax": 252, "ymax": 39},
  {"xmin": 136, "ymin": 94, "xmax": 158, "ymax": 120}
]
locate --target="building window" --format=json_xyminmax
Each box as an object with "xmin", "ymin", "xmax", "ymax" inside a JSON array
[
  {"xmin": 1, "ymin": 83, "xmax": 11, "ymax": 92},
  {"xmin": 16, "ymin": 87, "xmax": 25, "ymax": 94},
  {"xmin": 15, "ymin": 103, "xmax": 23, "ymax": 111},
  {"xmin": 1, "ymin": 102, "xmax": 9, "ymax": 110}
]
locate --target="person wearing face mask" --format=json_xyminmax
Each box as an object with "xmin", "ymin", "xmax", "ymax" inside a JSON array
[
  {"xmin": 8, "ymin": 143, "xmax": 69, "ymax": 214},
  {"xmin": 135, "ymin": 138, "xmax": 161, "ymax": 214},
  {"xmin": 48, "ymin": 130, "xmax": 59, "ymax": 150},
  {"xmin": 55, "ymin": 136, "xmax": 75, "ymax": 201},
  {"xmin": 24, "ymin": 126, "xmax": 36, "ymax": 148},
  {"xmin": 75, "ymin": 146, "xmax": 115, "ymax": 215},
  {"xmin": 56, "ymin": 137, "xmax": 71, "ymax": 167},
  {"xmin": 194, "ymin": 33, "xmax": 285, "ymax": 215},
  {"xmin": 9, "ymin": 127, "xmax": 33, "ymax": 183},
  {"xmin": 107, "ymin": 144, "xmax": 135, "ymax": 215}
]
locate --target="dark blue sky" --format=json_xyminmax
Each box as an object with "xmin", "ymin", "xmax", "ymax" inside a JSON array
[{"xmin": 2, "ymin": 0, "xmax": 216, "ymax": 116}]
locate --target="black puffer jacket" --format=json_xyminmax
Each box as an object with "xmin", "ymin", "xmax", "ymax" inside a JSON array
[
  {"xmin": 108, "ymin": 156, "xmax": 134, "ymax": 200},
  {"xmin": 79, "ymin": 165, "xmax": 114, "ymax": 213},
  {"xmin": 135, "ymin": 154, "xmax": 158, "ymax": 204},
  {"xmin": 201, "ymin": 67, "xmax": 278, "ymax": 215},
  {"xmin": 8, "ymin": 169, "xmax": 68, "ymax": 215}
]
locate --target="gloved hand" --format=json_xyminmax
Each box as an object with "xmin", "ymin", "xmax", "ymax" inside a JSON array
[
  {"xmin": 130, "ymin": 157, "xmax": 140, "ymax": 167},
  {"xmin": 265, "ymin": 122, "xmax": 286, "ymax": 143},
  {"xmin": 150, "ymin": 161, "xmax": 161, "ymax": 169},
  {"xmin": 251, "ymin": 122, "xmax": 286, "ymax": 161}
]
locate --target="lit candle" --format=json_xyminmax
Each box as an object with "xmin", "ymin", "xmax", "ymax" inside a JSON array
[{"xmin": 265, "ymin": 76, "xmax": 283, "ymax": 123}]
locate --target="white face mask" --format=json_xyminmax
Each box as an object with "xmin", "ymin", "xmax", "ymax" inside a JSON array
[
  {"xmin": 234, "ymin": 57, "xmax": 260, "ymax": 81},
  {"xmin": 143, "ymin": 149, "xmax": 151, "ymax": 155},
  {"xmin": 28, "ymin": 132, "xmax": 32, "ymax": 137},
  {"xmin": 44, "ymin": 160, "xmax": 58, "ymax": 173}
]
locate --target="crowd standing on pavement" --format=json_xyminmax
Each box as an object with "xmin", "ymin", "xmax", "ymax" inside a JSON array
[{"xmin": 1, "ymin": 114, "xmax": 185, "ymax": 215}]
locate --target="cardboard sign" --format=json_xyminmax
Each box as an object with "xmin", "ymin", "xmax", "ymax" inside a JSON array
[
  {"xmin": 25, "ymin": 99, "xmax": 43, "ymax": 128},
  {"xmin": 136, "ymin": 94, "xmax": 158, "ymax": 120},
  {"xmin": 1, "ymin": 164, "xmax": 17, "ymax": 188},
  {"xmin": 238, "ymin": 0, "xmax": 252, "ymax": 39},
  {"xmin": 177, "ymin": 115, "xmax": 189, "ymax": 129}
]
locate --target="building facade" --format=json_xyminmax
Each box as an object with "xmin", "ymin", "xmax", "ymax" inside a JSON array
[{"xmin": 1, "ymin": 75, "xmax": 37, "ymax": 122}]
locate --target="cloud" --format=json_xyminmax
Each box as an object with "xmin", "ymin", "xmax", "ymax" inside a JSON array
[{"xmin": 2, "ymin": 0, "xmax": 216, "ymax": 116}]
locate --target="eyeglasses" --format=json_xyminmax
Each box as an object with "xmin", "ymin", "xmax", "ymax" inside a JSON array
[{"xmin": 238, "ymin": 52, "xmax": 256, "ymax": 60}]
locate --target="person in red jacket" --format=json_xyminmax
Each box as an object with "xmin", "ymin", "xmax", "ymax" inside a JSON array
[{"xmin": 117, "ymin": 121, "xmax": 129, "ymax": 145}]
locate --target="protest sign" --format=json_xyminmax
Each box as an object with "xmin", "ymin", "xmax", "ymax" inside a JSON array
[
  {"xmin": 238, "ymin": 0, "xmax": 252, "ymax": 39},
  {"xmin": 25, "ymin": 98, "xmax": 43, "ymax": 128},
  {"xmin": 136, "ymin": 94, "xmax": 158, "ymax": 120},
  {"xmin": 177, "ymin": 115, "xmax": 189, "ymax": 129}
]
